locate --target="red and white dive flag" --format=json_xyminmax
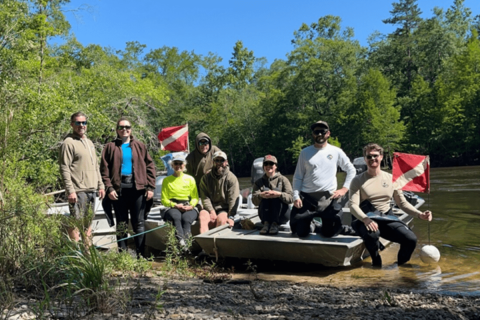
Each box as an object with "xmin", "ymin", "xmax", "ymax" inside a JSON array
[
  {"xmin": 392, "ymin": 152, "xmax": 430, "ymax": 193},
  {"xmin": 158, "ymin": 124, "xmax": 188, "ymax": 152}
]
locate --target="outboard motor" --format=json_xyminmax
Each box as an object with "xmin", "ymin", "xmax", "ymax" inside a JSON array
[
  {"xmin": 251, "ymin": 157, "xmax": 264, "ymax": 185},
  {"xmin": 353, "ymin": 157, "xmax": 367, "ymax": 175}
]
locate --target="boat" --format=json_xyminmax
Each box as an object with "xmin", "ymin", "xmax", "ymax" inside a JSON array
[{"xmin": 193, "ymin": 195, "xmax": 425, "ymax": 267}]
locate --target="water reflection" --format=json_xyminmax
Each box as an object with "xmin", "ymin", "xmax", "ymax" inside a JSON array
[{"xmin": 234, "ymin": 166, "xmax": 480, "ymax": 295}]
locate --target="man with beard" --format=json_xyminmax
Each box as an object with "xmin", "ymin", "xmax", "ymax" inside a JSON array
[
  {"xmin": 186, "ymin": 133, "xmax": 221, "ymax": 189},
  {"xmin": 290, "ymin": 121, "xmax": 356, "ymax": 238},
  {"xmin": 198, "ymin": 151, "xmax": 240, "ymax": 233}
]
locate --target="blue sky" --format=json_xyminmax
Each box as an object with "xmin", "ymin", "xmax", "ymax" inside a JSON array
[{"xmin": 62, "ymin": 0, "xmax": 480, "ymax": 66}]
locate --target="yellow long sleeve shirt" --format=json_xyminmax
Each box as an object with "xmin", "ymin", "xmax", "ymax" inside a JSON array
[{"xmin": 161, "ymin": 173, "xmax": 199, "ymax": 208}]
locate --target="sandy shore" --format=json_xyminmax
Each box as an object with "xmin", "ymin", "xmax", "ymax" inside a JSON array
[{"xmin": 5, "ymin": 277, "xmax": 479, "ymax": 319}]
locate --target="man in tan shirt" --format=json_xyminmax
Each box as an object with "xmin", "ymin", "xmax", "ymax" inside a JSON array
[
  {"xmin": 59, "ymin": 112, "xmax": 105, "ymax": 242},
  {"xmin": 349, "ymin": 143, "xmax": 432, "ymax": 267}
]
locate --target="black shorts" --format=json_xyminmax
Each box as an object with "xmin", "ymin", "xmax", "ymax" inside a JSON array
[{"xmin": 68, "ymin": 191, "xmax": 96, "ymax": 228}]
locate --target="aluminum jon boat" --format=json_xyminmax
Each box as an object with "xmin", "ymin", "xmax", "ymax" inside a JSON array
[{"xmin": 194, "ymin": 195, "xmax": 425, "ymax": 267}]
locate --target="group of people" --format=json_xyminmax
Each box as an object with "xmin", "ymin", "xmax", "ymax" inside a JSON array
[{"xmin": 59, "ymin": 112, "xmax": 432, "ymax": 266}]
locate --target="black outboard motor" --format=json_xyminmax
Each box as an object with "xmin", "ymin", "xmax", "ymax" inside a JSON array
[{"xmin": 353, "ymin": 157, "xmax": 367, "ymax": 175}]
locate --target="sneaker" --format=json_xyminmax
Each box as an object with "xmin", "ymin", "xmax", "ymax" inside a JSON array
[
  {"xmin": 260, "ymin": 222, "xmax": 269, "ymax": 235},
  {"xmin": 269, "ymin": 222, "xmax": 279, "ymax": 235}
]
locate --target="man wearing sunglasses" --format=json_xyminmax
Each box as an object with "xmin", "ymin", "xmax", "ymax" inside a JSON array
[
  {"xmin": 349, "ymin": 143, "xmax": 433, "ymax": 267},
  {"xmin": 59, "ymin": 112, "xmax": 105, "ymax": 242},
  {"xmin": 186, "ymin": 133, "xmax": 221, "ymax": 189},
  {"xmin": 291, "ymin": 120, "xmax": 356, "ymax": 238},
  {"xmin": 198, "ymin": 151, "xmax": 240, "ymax": 233}
]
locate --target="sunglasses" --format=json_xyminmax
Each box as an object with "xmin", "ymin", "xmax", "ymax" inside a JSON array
[
  {"xmin": 117, "ymin": 126, "xmax": 132, "ymax": 130},
  {"xmin": 313, "ymin": 129, "xmax": 328, "ymax": 136},
  {"xmin": 172, "ymin": 161, "xmax": 184, "ymax": 166},
  {"xmin": 73, "ymin": 121, "xmax": 88, "ymax": 126},
  {"xmin": 198, "ymin": 141, "xmax": 209, "ymax": 146},
  {"xmin": 214, "ymin": 158, "xmax": 225, "ymax": 163},
  {"xmin": 366, "ymin": 154, "xmax": 380, "ymax": 160},
  {"xmin": 264, "ymin": 161, "xmax": 275, "ymax": 166}
]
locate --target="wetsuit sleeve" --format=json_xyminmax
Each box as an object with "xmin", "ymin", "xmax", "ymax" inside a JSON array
[
  {"xmin": 59, "ymin": 141, "xmax": 76, "ymax": 195},
  {"xmin": 393, "ymin": 189, "xmax": 422, "ymax": 217},
  {"xmin": 349, "ymin": 176, "xmax": 368, "ymax": 220},
  {"xmin": 280, "ymin": 176, "xmax": 294, "ymax": 204},
  {"xmin": 292, "ymin": 151, "xmax": 305, "ymax": 201},
  {"xmin": 227, "ymin": 174, "xmax": 240, "ymax": 214},
  {"xmin": 199, "ymin": 175, "xmax": 214, "ymax": 212}
]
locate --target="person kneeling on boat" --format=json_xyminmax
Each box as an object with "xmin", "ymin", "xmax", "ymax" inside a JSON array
[
  {"xmin": 349, "ymin": 143, "xmax": 432, "ymax": 267},
  {"xmin": 161, "ymin": 155, "xmax": 199, "ymax": 249},
  {"xmin": 198, "ymin": 151, "xmax": 240, "ymax": 233},
  {"xmin": 252, "ymin": 155, "xmax": 293, "ymax": 235},
  {"xmin": 291, "ymin": 120, "xmax": 357, "ymax": 238}
]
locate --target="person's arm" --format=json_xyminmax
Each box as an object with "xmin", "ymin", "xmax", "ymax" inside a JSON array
[
  {"xmin": 338, "ymin": 149, "xmax": 357, "ymax": 190},
  {"xmin": 349, "ymin": 177, "xmax": 378, "ymax": 232},
  {"xmin": 59, "ymin": 141, "xmax": 76, "ymax": 195},
  {"xmin": 144, "ymin": 146, "xmax": 156, "ymax": 191},
  {"xmin": 292, "ymin": 151, "xmax": 305, "ymax": 201},
  {"xmin": 227, "ymin": 175, "xmax": 240, "ymax": 214},
  {"xmin": 251, "ymin": 179, "xmax": 262, "ymax": 206},
  {"xmin": 100, "ymin": 144, "xmax": 115, "ymax": 194},
  {"xmin": 280, "ymin": 176, "xmax": 294, "ymax": 204},
  {"xmin": 392, "ymin": 190, "xmax": 423, "ymax": 217},
  {"xmin": 189, "ymin": 177, "xmax": 199, "ymax": 208},
  {"xmin": 199, "ymin": 176, "xmax": 214, "ymax": 212},
  {"xmin": 161, "ymin": 178, "xmax": 174, "ymax": 208}
]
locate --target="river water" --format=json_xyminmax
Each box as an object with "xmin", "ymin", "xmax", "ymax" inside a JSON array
[{"xmin": 234, "ymin": 166, "xmax": 480, "ymax": 295}]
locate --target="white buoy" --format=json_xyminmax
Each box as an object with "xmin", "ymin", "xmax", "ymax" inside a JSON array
[{"xmin": 420, "ymin": 245, "xmax": 441, "ymax": 264}]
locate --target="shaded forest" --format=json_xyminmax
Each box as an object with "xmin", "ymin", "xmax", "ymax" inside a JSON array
[{"xmin": 1, "ymin": 0, "xmax": 480, "ymax": 195}]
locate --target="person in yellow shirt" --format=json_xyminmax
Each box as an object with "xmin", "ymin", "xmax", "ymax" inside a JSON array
[{"xmin": 161, "ymin": 155, "xmax": 199, "ymax": 248}]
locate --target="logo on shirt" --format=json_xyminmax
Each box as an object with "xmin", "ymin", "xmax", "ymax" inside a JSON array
[
  {"xmin": 382, "ymin": 182, "xmax": 389, "ymax": 188},
  {"xmin": 327, "ymin": 154, "xmax": 333, "ymax": 160}
]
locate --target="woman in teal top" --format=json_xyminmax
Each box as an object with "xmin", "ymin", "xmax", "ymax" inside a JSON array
[{"xmin": 161, "ymin": 154, "xmax": 199, "ymax": 247}]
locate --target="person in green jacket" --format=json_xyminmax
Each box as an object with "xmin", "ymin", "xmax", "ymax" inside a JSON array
[
  {"xmin": 161, "ymin": 155, "xmax": 199, "ymax": 248},
  {"xmin": 59, "ymin": 112, "xmax": 105, "ymax": 243}
]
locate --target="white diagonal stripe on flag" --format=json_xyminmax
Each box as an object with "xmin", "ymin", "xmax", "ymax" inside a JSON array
[
  {"xmin": 393, "ymin": 157, "xmax": 429, "ymax": 190},
  {"xmin": 160, "ymin": 125, "xmax": 188, "ymax": 148}
]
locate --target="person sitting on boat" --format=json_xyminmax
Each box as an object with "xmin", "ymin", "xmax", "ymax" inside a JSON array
[
  {"xmin": 349, "ymin": 143, "xmax": 433, "ymax": 267},
  {"xmin": 252, "ymin": 155, "xmax": 293, "ymax": 235},
  {"xmin": 186, "ymin": 133, "xmax": 221, "ymax": 189},
  {"xmin": 161, "ymin": 155, "xmax": 199, "ymax": 249},
  {"xmin": 100, "ymin": 117, "xmax": 156, "ymax": 258},
  {"xmin": 291, "ymin": 120, "xmax": 356, "ymax": 238},
  {"xmin": 198, "ymin": 151, "xmax": 239, "ymax": 233}
]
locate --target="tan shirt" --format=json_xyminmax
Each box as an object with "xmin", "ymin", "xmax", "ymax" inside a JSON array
[
  {"xmin": 349, "ymin": 171, "xmax": 421, "ymax": 220},
  {"xmin": 59, "ymin": 134, "xmax": 104, "ymax": 195}
]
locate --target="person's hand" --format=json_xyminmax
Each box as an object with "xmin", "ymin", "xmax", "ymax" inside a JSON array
[
  {"xmin": 68, "ymin": 192, "xmax": 77, "ymax": 204},
  {"xmin": 174, "ymin": 203, "xmax": 185, "ymax": 212},
  {"xmin": 362, "ymin": 217, "xmax": 378, "ymax": 232},
  {"xmin": 419, "ymin": 210, "xmax": 432, "ymax": 221},
  {"xmin": 227, "ymin": 218, "xmax": 234, "ymax": 227},
  {"xmin": 98, "ymin": 189, "xmax": 105, "ymax": 200},
  {"xmin": 108, "ymin": 190, "xmax": 118, "ymax": 200},
  {"xmin": 265, "ymin": 191, "xmax": 281, "ymax": 198},
  {"xmin": 209, "ymin": 211, "xmax": 217, "ymax": 223},
  {"xmin": 331, "ymin": 187, "xmax": 348, "ymax": 199},
  {"xmin": 183, "ymin": 205, "xmax": 193, "ymax": 211},
  {"xmin": 294, "ymin": 199, "xmax": 303, "ymax": 209},
  {"xmin": 146, "ymin": 190, "xmax": 153, "ymax": 201}
]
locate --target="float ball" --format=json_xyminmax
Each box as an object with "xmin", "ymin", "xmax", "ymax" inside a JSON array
[{"xmin": 420, "ymin": 245, "xmax": 441, "ymax": 264}]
